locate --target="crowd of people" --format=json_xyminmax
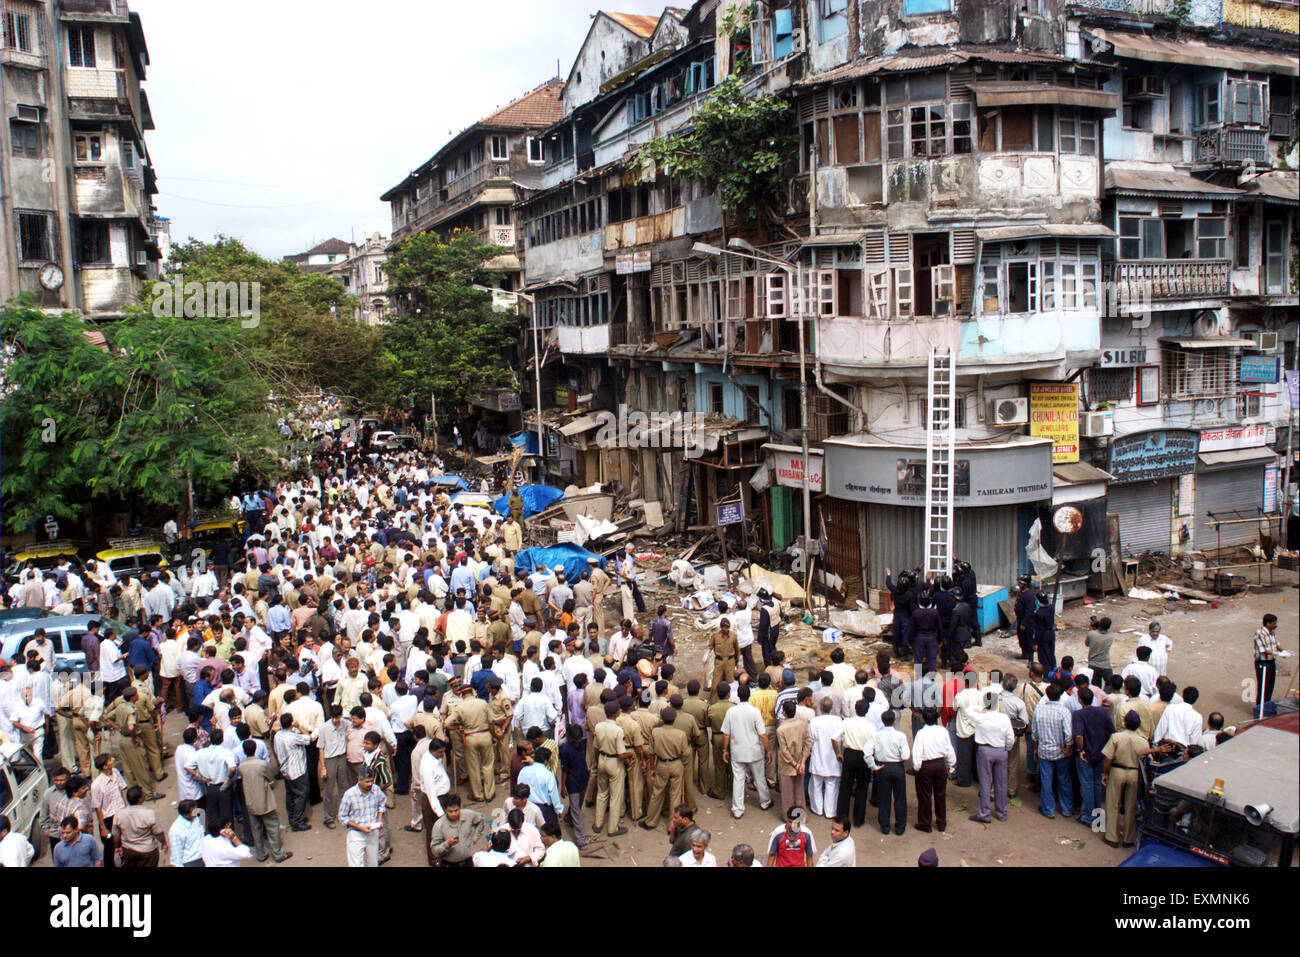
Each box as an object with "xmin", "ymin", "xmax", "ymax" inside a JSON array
[{"xmin": 0, "ymin": 418, "xmax": 1289, "ymax": 869}]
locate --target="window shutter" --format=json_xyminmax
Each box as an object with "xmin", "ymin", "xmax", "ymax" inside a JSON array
[
  {"xmin": 765, "ymin": 272, "xmax": 788, "ymax": 318},
  {"xmin": 894, "ymin": 267, "xmax": 914, "ymax": 317},
  {"xmin": 951, "ymin": 228, "xmax": 977, "ymax": 264},
  {"xmin": 867, "ymin": 268, "xmax": 891, "ymax": 318}
]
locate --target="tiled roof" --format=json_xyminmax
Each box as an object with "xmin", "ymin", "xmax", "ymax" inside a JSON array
[
  {"xmin": 481, "ymin": 77, "xmax": 564, "ymax": 130},
  {"xmin": 605, "ymin": 11, "xmax": 659, "ymax": 38},
  {"xmin": 303, "ymin": 238, "xmax": 350, "ymax": 256}
]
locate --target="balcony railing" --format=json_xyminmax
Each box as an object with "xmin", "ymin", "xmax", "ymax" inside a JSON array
[
  {"xmin": 1196, "ymin": 127, "xmax": 1269, "ymax": 165},
  {"xmin": 1106, "ymin": 260, "xmax": 1232, "ymax": 300},
  {"xmin": 65, "ymin": 67, "xmax": 127, "ymax": 100}
]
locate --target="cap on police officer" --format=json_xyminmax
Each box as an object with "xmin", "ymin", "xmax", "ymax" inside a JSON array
[
  {"xmin": 660, "ymin": 706, "xmax": 677, "ymax": 724},
  {"xmin": 603, "ymin": 701, "xmax": 620, "ymax": 718}
]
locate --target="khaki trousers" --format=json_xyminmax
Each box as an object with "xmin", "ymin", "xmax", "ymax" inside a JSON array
[
  {"xmin": 594, "ymin": 755, "xmax": 626, "ymax": 831},
  {"xmin": 462, "ymin": 731, "xmax": 494, "ymax": 803},
  {"xmin": 644, "ymin": 758, "xmax": 684, "ymax": 829},
  {"xmin": 1104, "ymin": 766, "xmax": 1139, "ymax": 846}
]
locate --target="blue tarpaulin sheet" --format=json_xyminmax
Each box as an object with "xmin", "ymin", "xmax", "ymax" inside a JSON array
[
  {"xmin": 432, "ymin": 475, "xmax": 469, "ymax": 490},
  {"xmin": 509, "ymin": 432, "xmax": 540, "ymax": 456},
  {"xmin": 494, "ymin": 484, "xmax": 564, "ymax": 518},
  {"xmin": 514, "ymin": 544, "xmax": 605, "ymax": 582}
]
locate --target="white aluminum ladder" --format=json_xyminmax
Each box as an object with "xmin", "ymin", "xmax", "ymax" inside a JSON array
[{"xmin": 924, "ymin": 347, "xmax": 956, "ymax": 578}]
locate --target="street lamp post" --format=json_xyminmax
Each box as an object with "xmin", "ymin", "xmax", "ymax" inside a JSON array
[
  {"xmin": 692, "ymin": 240, "xmax": 812, "ymax": 573},
  {"xmin": 475, "ymin": 284, "xmax": 543, "ymax": 475}
]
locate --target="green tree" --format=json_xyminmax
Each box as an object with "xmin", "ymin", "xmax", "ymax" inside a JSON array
[
  {"xmin": 382, "ymin": 229, "xmax": 519, "ymax": 408},
  {"xmin": 165, "ymin": 236, "xmax": 391, "ymax": 408},
  {"xmin": 1, "ymin": 297, "xmax": 282, "ymax": 533},
  {"xmin": 638, "ymin": 73, "xmax": 796, "ymax": 223}
]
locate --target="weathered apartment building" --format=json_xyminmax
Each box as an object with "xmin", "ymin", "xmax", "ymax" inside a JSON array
[
  {"xmin": 388, "ymin": 1, "xmax": 1298, "ymax": 601},
  {"xmin": 381, "ymin": 76, "xmax": 565, "ymax": 423},
  {"xmin": 333, "ymin": 233, "xmax": 392, "ymax": 325},
  {"xmin": 1, "ymin": 0, "xmax": 163, "ymax": 318}
]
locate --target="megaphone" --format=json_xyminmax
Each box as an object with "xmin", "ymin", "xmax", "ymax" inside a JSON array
[{"xmin": 1244, "ymin": 803, "xmax": 1272, "ymax": 827}]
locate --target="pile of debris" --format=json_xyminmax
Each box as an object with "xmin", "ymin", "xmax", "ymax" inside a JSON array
[{"xmin": 525, "ymin": 484, "xmax": 667, "ymax": 559}]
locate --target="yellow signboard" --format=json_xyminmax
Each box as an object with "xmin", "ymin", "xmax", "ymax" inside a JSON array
[{"xmin": 1030, "ymin": 383, "xmax": 1079, "ymax": 464}]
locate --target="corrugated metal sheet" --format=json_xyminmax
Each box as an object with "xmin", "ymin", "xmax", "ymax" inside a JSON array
[
  {"xmin": 1195, "ymin": 467, "xmax": 1264, "ymax": 550},
  {"xmin": 1109, "ymin": 480, "xmax": 1173, "ymax": 556},
  {"xmin": 1086, "ymin": 28, "xmax": 1299, "ymax": 77},
  {"xmin": 797, "ymin": 48, "xmax": 1072, "ymax": 87},
  {"xmin": 977, "ymin": 223, "xmax": 1116, "ymax": 242},
  {"xmin": 863, "ymin": 504, "xmax": 1022, "ymax": 590},
  {"xmin": 1104, "ymin": 168, "xmax": 1244, "ymax": 199}
]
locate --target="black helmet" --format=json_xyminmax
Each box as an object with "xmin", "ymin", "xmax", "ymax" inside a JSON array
[
  {"xmin": 1037, "ymin": 592, "xmax": 1052, "ymax": 606},
  {"xmin": 897, "ymin": 570, "xmax": 914, "ymax": 589},
  {"xmin": 949, "ymin": 586, "xmax": 964, "ymax": 601},
  {"xmin": 917, "ymin": 590, "xmax": 934, "ymax": 609},
  {"xmin": 938, "ymin": 575, "xmax": 952, "ymax": 591},
  {"xmin": 1017, "ymin": 574, "xmax": 1032, "ymax": 587}
]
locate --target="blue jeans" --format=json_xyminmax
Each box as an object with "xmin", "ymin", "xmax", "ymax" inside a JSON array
[
  {"xmin": 1037, "ymin": 757, "xmax": 1073, "ymax": 817},
  {"xmin": 1076, "ymin": 756, "xmax": 1103, "ymax": 824}
]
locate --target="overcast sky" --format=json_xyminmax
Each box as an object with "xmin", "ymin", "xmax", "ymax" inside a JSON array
[{"xmin": 132, "ymin": 0, "xmax": 674, "ymax": 260}]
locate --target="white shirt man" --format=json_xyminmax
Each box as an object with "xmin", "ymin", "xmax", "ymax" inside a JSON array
[
  {"xmin": 491, "ymin": 655, "xmax": 521, "ymax": 703},
  {"xmin": 419, "ymin": 749, "xmax": 451, "ymax": 818},
  {"xmin": 1121, "ymin": 658, "xmax": 1160, "ymax": 699},
  {"xmin": 807, "ymin": 706, "xmax": 845, "ymax": 818},
  {"xmin": 1138, "ymin": 627, "xmax": 1173, "ymax": 677},
  {"xmin": 200, "ymin": 831, "xmax": 252, "ymax": 867},
  {"xmin": 1154, "ymin": 698, "xmax": 1204, "ymax": 748},
  {"xmin": 192, "ymin": 568, "xmax": 218, "ymax": 600},
  {"xmin": 731, "ymin": 596, "xmax": 757, "ymax": 653}
]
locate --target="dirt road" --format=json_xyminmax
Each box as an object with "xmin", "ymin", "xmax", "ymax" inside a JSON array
[{"xmin": 34, "ymin": 569, "xmax": 1295, "ymax": 868}]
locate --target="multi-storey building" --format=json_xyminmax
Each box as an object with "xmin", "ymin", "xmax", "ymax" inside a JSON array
[
  {"xmin": 332, "ymin": 233, "xmax": 391, "ymax": 325},
  {"xmin": 283, "ymin": 237, "xmax": 350, "ymax": 274},
  {"xmin": 390, "ymin": 1, "xmax": 1298, "ymax": 602},
  {"xmin": 381, "ymin": 77, "xmax": 565, "ymax": 297},
  {"xmin": 1, "ymin": 0, "xmax": 162, "ymax": 319}
]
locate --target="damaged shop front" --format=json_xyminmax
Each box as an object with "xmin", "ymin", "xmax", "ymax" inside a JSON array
[{"xmin": 824, "ymin": 434, "xmax": 1055, "ymax": 593}]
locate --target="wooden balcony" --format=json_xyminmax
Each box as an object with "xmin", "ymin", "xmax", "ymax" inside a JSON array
[{"xmin": 1106, "ymin": 259, "xmax": 1232, "ymax": 301}]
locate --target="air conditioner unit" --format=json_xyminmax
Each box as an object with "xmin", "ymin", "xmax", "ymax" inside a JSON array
[
  {"xmin": 989, "ymin": 397, "xmax": 1029, "ymax": 425},
  {"xmin": 1079, "ymin": 410, "xmax": 1115, "ymax": 438},
  {"xmin": 1247, "ymin": 331, "xmax": 1278, "ymax": 352},
  {"xmin": 1124, "ymin": 75, "xmax": 1165, "ymax": 99},
  {"xmin": 10, "ymin": 104, "xmax": 40, "ymax": 122}
]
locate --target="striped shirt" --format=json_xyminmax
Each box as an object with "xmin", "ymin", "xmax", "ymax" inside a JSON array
[
  {"xmin": 1254, "ymin": 627, "xmax": 1280, "ymax": 661},
  {"xmin": 273, "ymin": 729, "xmax": 311, "ymax": 781},
  {"xmin": 1031, "ymin": 699, "xmax": 1074, "ymax": 761}
]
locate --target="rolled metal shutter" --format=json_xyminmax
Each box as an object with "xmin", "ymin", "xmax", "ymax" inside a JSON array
[
  {"xmin": 864, "ymin": 504, "xmax": 924, "ymax": 589},
  {"xmin": 864, "ymin": 504, "xmax": 1020, "ymax": 590},
  {"xmin": 955, "ymin": 505, "xmax": 1021, "ymax": 592},
  {"xmin": 1108, "ymin": 480, "xmax": 1173, "ymax": 556},
  {"xmin": 1194, "ymin": 467, "xmax": 1264, "ymax": 550}
]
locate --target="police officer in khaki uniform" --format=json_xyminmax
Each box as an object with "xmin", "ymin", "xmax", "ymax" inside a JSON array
[
  {"xmin": 641, "ymin": 707, "xmax": 690, "ymax": 831},
  {"xmin": 1101, "ymin": 710, "xmax": 1159, "ymax": 848},
  {"xmin": 706, "ymin": 685, "xmax": 735, "ymax": 799},
  {"xmin": 668, "ymin": 693, "xmax": 706, "ymax": 812},
  {"xmin": 103, "ymin": 686, "xmax": 156, "ymax": 800},
  {"xmin": 130, "ymin": 668, "xmax": 165, "ymax": 781},
  {"xmin": 582, "ymin": 684, "xmax": 610, "ymax": 807},
  {"xmin": 615, "ymin": 696, "xmax": 649, "ymax": 821},
  {"xmin": 592, "ymin": 700, "xmax": 630, "ymax": 836},
  {"xmin": 440, "ymin": 683, "xmax": 467, "ymax": 787},
  {"xmin": 709, "ymin": 620, "xmax": 738, "ymax": 703},
  {"xmin": 630, "ymin": 693, "xmax": 661, "ymax": 814},
  {"xmin": 446, "ymin": 684, "xmax": 495, "ymax": 802},
  {"xmin": 589, "ymin": 559, "xmax": 611, "ymax": 636},
  {"xmin": 486, "ymin": 676, "xmax": 514, "ymax": 776},
  {"xmin": 679, "ymin": 681, "xmax": 710, "ymax": 794}
]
